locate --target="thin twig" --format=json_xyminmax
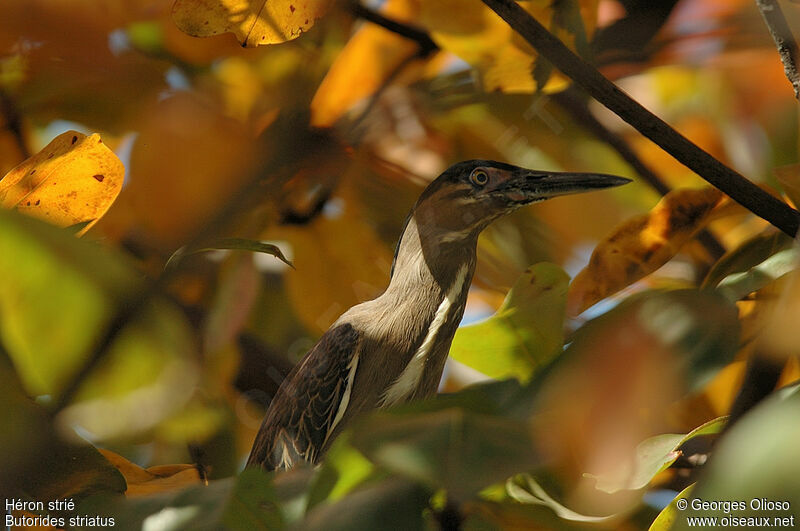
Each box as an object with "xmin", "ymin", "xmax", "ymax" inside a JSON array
[
  {"xmin": 755, "ymin": 0, "xmax": 800, "ymax": 101},
  {"xmin": 0, "ymin": 89, "xmax": 30, "ymax": 160},
  {"xmin": 482, "ymin": 0, "xmax": 800, "ymax": 238},
  {"xmin": 550, "ymin": 87, "xmax": 726, "ymax": 259},
  {"xmin": 349, "ymin": 1, "xmax": 438, "ymax": 57}
]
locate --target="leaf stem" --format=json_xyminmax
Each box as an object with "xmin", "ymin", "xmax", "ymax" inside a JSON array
[{"xmin": 481, "ymin": 0, "xmax": 800, "ymax": 237}]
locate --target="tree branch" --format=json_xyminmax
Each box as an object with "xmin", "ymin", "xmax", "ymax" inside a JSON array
[
  {"xmin": 725, "ymin": 352, "xmax": 783, "ymax": 431},
  {"xmin": 755, "ymin": 0, "xmax": 800, "ymax": 101},
  {"xmin": 0, "ymin": 89, "xmax": 30, "ymax": 160},
  {"xmin": 349, "ymin": 1, "xmax": 438, "ymax": 57},
  {"xmin": 550, "ymin": 87, "xmax": 726, "ymax": 259},
  {"xmin": 482, "ymin": 0, "xmax": 800, "ymax": 238}
]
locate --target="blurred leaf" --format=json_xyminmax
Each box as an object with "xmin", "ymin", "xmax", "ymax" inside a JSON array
[
  {"xmin": 463, "ymin": 498, "xmax": 600, "ymax": 530},
  {"xmin": 672, "ymin": 392, "xmax": 800, "ymax": 530},
  {"xmin": 0, "ymin": 210, "xmax": 196, "ymax": 439},
  {"xmin": 81, "ymin": 468, "xmax": 282, "ymax": 530},
  {"xmin": 0, "ymin": 131, "xmax": 123, "ymax": 235},
  {"xmin": 580, "ymin": 290, "xmax": 740, "ymax": 392},
  {"xmin": 450, "ymin": 263, "xmax": 568, "ymax": 382},
  {"xmin": 568, "ymin": 188, "xmax": 726, "ymax": 316},
  {"xmin": 172, "ymin": 0, "xmax": 332, "ymax": 47},
  {"xmin": 757, "ymin": 251, "xmax": 800, "ymax": 360},
  {"xmin": 702, "ymin": 231, "xmax": 792, "ymax": 289},
  {"xmin": 774, "ymin": 164, "xmax": 800, "ymax": 207},
  {"xmin": 350, "ymin": 408, "xmax": 541, "ymax": 500},
  {"xmin": 276, "ymin": 175, "xmax": 393, "ymax": 333},
  {"xmin": 167, "ymin": 238, "xmax": 293, "ymax": 270},
  {"xmin": 0, "ymin": 1, "xmax": 169, "ymax": 130},
  {"xmin": 306, "ymin": 434, "xmax": 375, "ymax": 510},
  {"xmin": 585, "ymin": 417, "xmax": 725, "ymax": 494},
  {"xmin": 97, "ymin": 448, "xmax": 202, "ymax": 497},
  {"xmin": 311, "ymin": 0, "xmax": 421, "ymax": 127},
  {"xmin": 98, "ymin": 94, "xmax": 257, "ymax": 247},
  {"xmin": 531, "ymin": 289, "xmax": 738, "ymax": 513},
  {"xmin": 0, "ymin": 360, "xmax": 126, "ymax": 502},
  {"xmin": 648, "ymin": 483, "xmax": 694, "ymax": 531},
  {"xmin": 419, "ymin": 0, "xmax": 597, "ymax": 93},
  {"xmin": 506, "ymin": 474, "xmax": 619, "ymax": 523},
  {"xmin": 715, "ymin": 247, "xmax": 798, "ymax": 302},
  {"xmin": 299, "ymin": 478, "xmax": 429, "ymax": 531}
]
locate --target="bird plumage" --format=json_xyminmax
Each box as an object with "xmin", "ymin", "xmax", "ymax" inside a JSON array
[{"xmin": 247, "ymin": 160, "xmax": 630, "ymax": 470}]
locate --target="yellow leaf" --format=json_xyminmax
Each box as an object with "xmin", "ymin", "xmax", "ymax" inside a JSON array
[
  {"xmin": 567, "ymin": 188, "xmax": 725, "ymax": 316},
  {"xmin": 311, "ymin": 0, "xmax": 421, "ymax": 127},
  {"xmin": 419, "ymin": 0, "xmax": 597, "ymax": 93},
  {"xmin": 171, "ymin": 0, "xmax": 332, "ymax": 47},
  {"xmin": 0, "ymin": 131, "xmax": 123, "ymax": 236},
  {"xmin": 98, "ymin": 448, "xmax": 203, "ymax": 497}
]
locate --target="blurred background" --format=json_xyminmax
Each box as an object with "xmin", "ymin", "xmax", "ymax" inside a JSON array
[{"xmin": 2, "ymin": 0, "xmax": 800, "ymax": 528}]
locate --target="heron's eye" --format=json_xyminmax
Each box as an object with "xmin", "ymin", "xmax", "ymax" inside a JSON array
[{"xmin": 470, "ymin": 170, "xmax": 489, "ymax": 187}]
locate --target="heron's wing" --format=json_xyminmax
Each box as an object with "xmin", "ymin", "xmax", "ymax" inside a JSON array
[{"xmin": 246, "ymin": 323, "xmax": 360, "ymax": 470}]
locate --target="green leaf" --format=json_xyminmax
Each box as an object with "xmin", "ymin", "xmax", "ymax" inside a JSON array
[
  {"xmin": 306, "ymin": 434, "xmax": 376, "ymax": 511},
  {"xmin": 648, "ymin": 483, "xmax": 694, "ymax": 531},
  {"xmin": 671, "ymin": 392, "xmax": 800, "ymax": 530},
  {"xmin": 0, "ymin": 357, "xmax": 126, "ymax": 502},
  {"xmin": 450, "ymin": 263, "xmax": 569, "ymax": 383},
  {"xmin": 0, "ymin": 210, "xmax": 196, "ymax": 439},
  {"xmin": 166, "ymin": 238, "xmax": 293, "ymax": 270},
  {"xmin": 299, "ymin": 478, "xmax": 430, "ymax": 531},
  {"xmin": 507, "ymin": 474, "xmax": 619, "ymax": 523},
  {"xmin": 350, "ymin": 408, "xmax": 541, "ymax": 500},
  {"xmin": 79, "ymin": 469, "xmax": 283, "ymax": 530},
  {"xmin": 715, "ymin": 247, "xmax": 798, "ymax": 302},
  {"xmin": 702, "ymin": 231, "xmax": 792, "ymax": 290},
  {"xmin": 585, "ymin": 417, "xmax": 726, "ymax": 494}
]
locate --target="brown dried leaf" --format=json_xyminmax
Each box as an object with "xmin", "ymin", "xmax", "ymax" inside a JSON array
[
  {"xmin": 171, "ymin": 0, "xmax": 332, "ymax": 47},
  {"xmin": 0, "ymin": 131, "xmax": 123, "ymax": 236},
  {"xmin": 567, "ymin": 188, "xmax": 725, "ymax": 316},
  {"xmin": 98, "ymin": 448, "xmax": 203, "ymax": 497}
]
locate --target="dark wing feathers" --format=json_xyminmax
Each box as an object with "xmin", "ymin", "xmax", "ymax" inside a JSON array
[{"xmin": 246, "ymin": 324, "xmax": 360, "ymax": 470}]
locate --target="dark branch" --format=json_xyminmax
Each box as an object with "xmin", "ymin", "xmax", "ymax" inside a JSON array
[
  {"xmin": 481, "ymin": 0, "xmax": 800, "ymax": 238},
  {"xmin": 550, "ymin": 87, "xmax": 726, "ymax": 259},
  {"xmin": 725, "ymin": 352, "xmax": 783, "ymax": 430},
  {"xmin": 0, "ymin": 89, "xmax": 30, "ymax": 160},
  {"xmin": 755, "ymin": 0, "xmax": 800, "ymax": 101},
  {"xmin": 349, "ymin": 2, "xmax": 438, "ymax": 57}
]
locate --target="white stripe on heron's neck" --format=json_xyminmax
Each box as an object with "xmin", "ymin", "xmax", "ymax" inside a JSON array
[{"xmin": 379, "ymin": 263, "xmax": 469, "ymax": 407}]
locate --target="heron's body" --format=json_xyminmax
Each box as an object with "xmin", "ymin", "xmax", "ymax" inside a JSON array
[{"xmin": 247, "ymin": 160, "xmax": 629, "ymax": 470}]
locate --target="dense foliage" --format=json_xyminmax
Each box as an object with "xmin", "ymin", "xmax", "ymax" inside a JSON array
[{"xmin": 2, "ymin": 0, "xmax": 800, "ymax": 529}]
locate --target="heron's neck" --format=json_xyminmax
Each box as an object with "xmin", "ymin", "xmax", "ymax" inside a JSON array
[{"xmin": 387, "ymin": 216, "xmax": 477, "ymax": 301}]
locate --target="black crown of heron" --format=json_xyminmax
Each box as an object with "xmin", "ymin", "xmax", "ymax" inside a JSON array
[{"xmin": 247, "ymin": 159, "xmax": 630, "ymax": 470}]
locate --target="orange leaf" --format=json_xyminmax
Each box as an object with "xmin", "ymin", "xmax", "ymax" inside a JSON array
[
  {"xmin": 567, "ymin": 188, "xmax": 725, "ymax": 316},
  {"xmin": 171, "ymin": 0, "xmax": 332, "ymax": 47},
  {"xmin": 98, "ymin": 448, "xmax": 203, "ymax": 497},
  {"xmin": 311, "ymin": 0, "xmax": 421, "ymax": 127},
  {"xmin": 0, "ymin": 131, "xmax": 123, "ymax": 236}
]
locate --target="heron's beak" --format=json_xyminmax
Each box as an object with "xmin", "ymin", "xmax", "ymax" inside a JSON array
[{"xmin": 496, "ymin": 170, "xmax": 632, "ymax": 204}]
